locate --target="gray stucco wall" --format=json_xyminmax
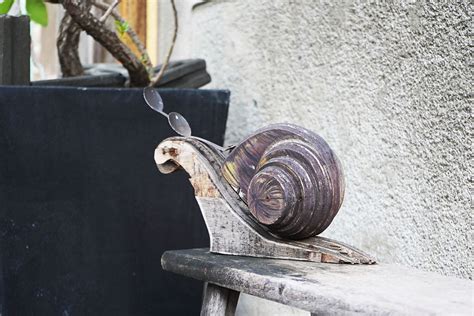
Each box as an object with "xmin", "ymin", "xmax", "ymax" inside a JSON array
[{"xmin": 163, "ymin": 0, "xmax": 471, "ymax": 314}]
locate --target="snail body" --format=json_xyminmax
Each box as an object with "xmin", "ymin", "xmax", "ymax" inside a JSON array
[
  {"xmin": 155, "ymin": 123, "xmax": 374, "ymax": 264},
  {"xmin": 222, "ymin": 123, "xmax": 344, "ymax": 240},
  {"xmin": 146, "ymin": 78, "xmax": 372, "ymax": 262}
]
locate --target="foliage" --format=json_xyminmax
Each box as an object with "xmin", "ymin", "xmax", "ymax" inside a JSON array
[
  {"xmin": 0, "ymin": 0, "xmax": 47, "ymax": 26},
  {"xmin": 114, "ymin": 19, "xmax": 129, "ymax": 37},
  {"xmin": 0, "ymin": 0, "xmax": 15, "ymax": 14},
  {"xmin": 26, "ymin": 0, "xmax": 47, "ymax": 26}
]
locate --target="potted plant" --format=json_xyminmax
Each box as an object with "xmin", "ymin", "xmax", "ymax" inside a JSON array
[{"xmin": 0, "ymin": 0, "xmax": 211, "ymax": 88}]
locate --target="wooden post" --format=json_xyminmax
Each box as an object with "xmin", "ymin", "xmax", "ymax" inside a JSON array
[
  {"xmin": 201, "ymin": 283, "xmax": 240, "ymax": 316},
  {"xmin": 119, "ymin": 0, "xmax": 147, "ymax": 59},
  {"xmin": 0, "ymin": 15, "xmax": 30, "ymax": 85},
  {"xmin": 146, "ymin": 0, "xmax": 159, "ymax": 65}
]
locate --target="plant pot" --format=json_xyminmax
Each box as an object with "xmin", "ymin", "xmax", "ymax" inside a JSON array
[
  {"xmin": 0, "ymin": 86, "xmax": 229, "ymax": 315},
  {"xmin": 31, "ymin": 59, "xmax": 211, "ymax": 89}
]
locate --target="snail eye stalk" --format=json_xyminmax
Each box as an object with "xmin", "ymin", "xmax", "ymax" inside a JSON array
[
  {"xmin": 143, "ymin": 87, "xmax": 191, "ymax": 137},
  {"xmin": 143, "ymin": 87, "xmax": 164, "ymax": 113},
  {"xmin": 168, "ymin": 112, "xmax": 192, "ymax": 137},
  {"xmin": 143, "ymin": 87, "xmax": 234, "ymax": 153}
]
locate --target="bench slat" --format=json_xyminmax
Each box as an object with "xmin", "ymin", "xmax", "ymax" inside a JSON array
[{"xmin": 162, "ymin": 248, "xmax": 472, "ymax": 315}]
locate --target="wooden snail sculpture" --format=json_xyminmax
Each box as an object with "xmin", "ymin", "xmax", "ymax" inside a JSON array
[{"xmin": 146, "ymin": 88, "xmax": 375, "ymax": 264}]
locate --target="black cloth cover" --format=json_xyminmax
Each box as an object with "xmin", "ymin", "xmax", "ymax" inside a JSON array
[{"xmin": 0, "ymin": 86, "xmax": 229, "ymax": 316}]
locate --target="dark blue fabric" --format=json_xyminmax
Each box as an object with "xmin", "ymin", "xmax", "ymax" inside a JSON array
[{"xmin": 0, "ymin": 86, "xmax": 230, "ymax": 315}]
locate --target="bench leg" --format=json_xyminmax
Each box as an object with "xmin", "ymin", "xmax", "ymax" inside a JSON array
[{"xmin": 201, "ymin": 282, "xmax": 240, "ymax": 316}]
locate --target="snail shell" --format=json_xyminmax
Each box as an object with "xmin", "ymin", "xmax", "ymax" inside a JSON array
[{"xmin": 222, "ymin": 123, "xmax": 344, "ymax": 240}]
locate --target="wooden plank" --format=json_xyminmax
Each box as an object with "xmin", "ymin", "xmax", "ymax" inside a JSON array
[
  {"xmin": 201, "ymin": 283, "xmax": 239, "ymax": 316},
  {"xmin": 162, "ymin": 248, "xmax": 473, "ymax": 315},
  {"xmin": 0, "ymin": 16, "xmax": 13, "ymax": 84},
  {"xmin": 11, "ymin": 16, "xmax": 30, "ymax": 84},
  {"xmin": 146, "ymin": 0, "xmax": 159, "ymax": 65},
  {"xmin": 0, "ymin": 16, "xmax": 30, "ymax": 85}
]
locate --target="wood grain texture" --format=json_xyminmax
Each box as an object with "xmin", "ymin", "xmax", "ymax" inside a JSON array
[
  {"xmin": 119, "ymin": 0, "xmax": 147, "ymax": 58},
  {"xmin": 222, "ymin": 123, "xmax": 345, "ymax": 239},
  {"xmin": 201, "ymin": 283, "xmax": 239, "ymax": 316},
  {"xmin": 0, "ymin": 16, "xmax": 30, "ymax": 85},
  {"xmin": 162, "ymin": 248, "xmax": 473, "ymax": 315},
  {"xmin": 155, "ymin": 136, "xmax": 374, "ymax": 264}
]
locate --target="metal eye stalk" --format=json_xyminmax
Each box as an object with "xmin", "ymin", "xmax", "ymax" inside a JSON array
[
  {"xmin": 143, "ymin": 87, "xmax": 192, "ymax": 137},
  {"xmin": 143, "ymin": 87, "xmax": 234, "ymax": 152}
]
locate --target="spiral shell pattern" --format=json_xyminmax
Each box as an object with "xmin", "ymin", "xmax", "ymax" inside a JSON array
[{"xmin": 222, "ymin": 123, "xmax": 344, "ymax": 240}]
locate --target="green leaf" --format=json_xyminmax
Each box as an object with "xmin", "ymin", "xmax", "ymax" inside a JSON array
[
  {"xmin": 26, "ymin": 0, "xmax": 48, "ymax": 26},
  {"xmin": 114, "ymin": 20, "xmax": 122, "ymax": 34},
  {"xmin": 114, "ymin": 19, "xmax": 129, "ymax": 36},
  {"xmin": 0, "ymin": 0, "xmax": 14, "ymax": 15}
]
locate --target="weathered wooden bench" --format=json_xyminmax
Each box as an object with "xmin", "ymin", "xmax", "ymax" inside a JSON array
[{"xmin": 162, "ymin": 248, "xmax": 472, "ymax": 315}]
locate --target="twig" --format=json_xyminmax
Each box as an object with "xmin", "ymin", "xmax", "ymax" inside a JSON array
[
  {"xmin": 92, "ymin": 0, "xmax": 152, "ymax": 69},
  {"xmin": 99, "ymin": 0, "xmax": 120, "ymax": 22},
  {"xmin": 150, "ymin": 0, "xmax": 178, "ymax": 87}
]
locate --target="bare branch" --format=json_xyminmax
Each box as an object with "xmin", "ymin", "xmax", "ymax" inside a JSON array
[
  {"xmin": 92, "ymin": 0, "xmax": 152, "ymax": 69},
  {"xmin": 99, "ymin": 0, "xmax": 120, "ymax": 23},
  {"xmin": 57, "ymin": 12, "xmax": 84, "ymax": 77},
  {"xmin": 61, "ymin": 0, "xmax": 150, "ymax": 86},
  {"xmin": 151, "ymin": 0, "xmax": 178, "ymax": 87}
]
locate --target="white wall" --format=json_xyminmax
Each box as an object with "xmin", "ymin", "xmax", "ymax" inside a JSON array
[{"xmin": 160, "ymin": 0, "xmax": 471, "ymax": 314}]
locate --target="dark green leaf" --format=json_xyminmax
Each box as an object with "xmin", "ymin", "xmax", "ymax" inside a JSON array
[
  {"xmin": 0, "ymin": 0, "xmax": 14, "ymax": 15},
  {"xmin": 26, "ymin": 0, "xmax": 48, "ymax": 26}
]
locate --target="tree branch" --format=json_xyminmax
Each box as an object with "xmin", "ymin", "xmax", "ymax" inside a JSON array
[
  {"xmin": 61, "ymin": 0, "xmax": 150, "ymax": 86},
  {"xmin": 57, "ymin": 12, "xmax": 84, "ymax": 77},
  {"xmin": 92, "ymin": 0, "xmax": 152, "ymax": 69},
  {"xmin": 99, "ymin": 0, "xmax": 119, "ymax": 23}
]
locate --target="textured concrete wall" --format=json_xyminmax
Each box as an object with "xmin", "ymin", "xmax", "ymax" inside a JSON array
[{"xmin": 163, "ymin": 0, "xmax": 471, "ymax": 314}]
